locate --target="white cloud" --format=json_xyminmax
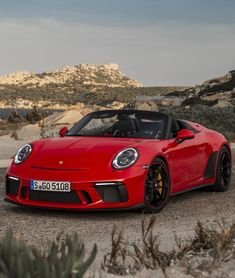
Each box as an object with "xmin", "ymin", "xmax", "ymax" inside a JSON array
[{"xmin": 0, "ymin": 18, "xmax": 235, "ymax": 85}]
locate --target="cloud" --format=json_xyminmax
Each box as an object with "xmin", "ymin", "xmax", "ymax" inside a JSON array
[{"xmin": 0, "ymin": 17, "xmax": 235, "ymax": 85}]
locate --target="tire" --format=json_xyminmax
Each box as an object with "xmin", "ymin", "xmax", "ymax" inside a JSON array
[
  {"xmin": 213, "ymin": 146, "xmax": 232, "ymax": 192},
  {"xmin": 144, "ymin": 158, "xmax": 171, "ymax": 213}
]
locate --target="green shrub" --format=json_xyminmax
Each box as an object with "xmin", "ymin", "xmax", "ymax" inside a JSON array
[
  {"xmin": 159, "ymin": 105, "xmax": 235, "ymax": 141},
  {"xmin": 0, "ymin": 230, "xmax": 97, "ymax": 278}
]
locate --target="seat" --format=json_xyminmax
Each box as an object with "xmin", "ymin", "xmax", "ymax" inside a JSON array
[
  {"xmin": 111, "ymin": 117, "xmax": 137, "ymax": 136},
  {"xmin": 138, "ymin": 121, "xmax": 162, "ymax": 138}
]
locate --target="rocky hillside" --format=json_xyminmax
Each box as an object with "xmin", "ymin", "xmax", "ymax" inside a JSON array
[
  {"xmin": 0, "ymin": 63, "xmax": 142, "ymax": 88},
  {"xmin": 170, "ymin": 70, "xmax": 235, "ymax": 109},
  {"xmin": 156, "ymin": 70, "xmax": 235, "ymax": 141},
  {"xmin": 0, "ymin": 64, "xmax": 182, "ymax": 109},
  {"xmin": 0, "ymin": 63, "xmax": 144, "ymax": 108},
  {"xmin": 1, "ymin": 68, "xmax": 235, "ymax": 140}
]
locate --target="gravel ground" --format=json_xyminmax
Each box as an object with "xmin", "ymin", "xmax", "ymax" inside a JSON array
[{"xmin": 0, "ymin": 151, "xmax": 235, "ymax": 274}]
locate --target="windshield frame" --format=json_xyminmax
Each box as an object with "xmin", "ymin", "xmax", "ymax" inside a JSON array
[{"xmin": 66, "ymin": 110, "xmax": 169, "ymax": 140}]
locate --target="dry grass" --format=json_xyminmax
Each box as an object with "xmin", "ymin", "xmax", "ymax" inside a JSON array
[{"xmin": 102, "ymin": 217, "xmax": 235, "ymax": 277}]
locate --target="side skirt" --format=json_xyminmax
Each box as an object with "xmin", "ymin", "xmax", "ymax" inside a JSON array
[
  {"xmin": 204, "ymin": 151, "xmax": 218, "ymax": 179},
  {"xmin": 170, "ymin": 183, "xmax": 214, "ymax": 196}
]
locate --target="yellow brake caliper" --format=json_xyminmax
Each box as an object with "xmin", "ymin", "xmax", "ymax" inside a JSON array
[{"xmin": 157, "ymin": 172, "xmax": 163, "ymax": 195}]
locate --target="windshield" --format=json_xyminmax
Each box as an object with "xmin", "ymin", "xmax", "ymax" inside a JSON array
[{"xmin": 66, "ymin": 110, "xmax": 167, "ymax": 139}]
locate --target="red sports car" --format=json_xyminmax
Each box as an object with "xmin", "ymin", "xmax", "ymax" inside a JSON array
[{"xmin": 4, "ymin": 110, "xmax": 232, "ymax": 213}]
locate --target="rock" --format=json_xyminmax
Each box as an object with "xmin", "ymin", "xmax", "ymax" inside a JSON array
[
  {"xmin": 197, "ymin": 71, "xmax": 235, "ymax": 96},
  {"xmin": 212, "ymin": 100, "xmax": 233, "ymax": 109},
  {"xmin": 232, "ymin": 87, "xmax": 235, "ymax": 97},
  {"xmin": 167, "ymin": 70, "xmax": 235, "ymax": 109},
  {"xmin": 161, "ymin": 98, "xmax": 183, "ymax": 106},
  {"xmin": 201, "ymin": 91, "xmax": 232, "ymax": 101},
  {"xmin": 26, "ymin": 106, "xmax": 48, "ymax": 123},
  {"xmin": 16, "ymin": 124, "xmax": 42, "ymax": 141},
  {"xmin": 41, "ymin": 107, "xmax": 90, "ymax": 138},
  {"xmin": 135, "ymin": 100, "xmax": 159, "ymax": 111},
  {"xmin": 8, "ymin": 110, "xmax": 24, "ymax": 123}
]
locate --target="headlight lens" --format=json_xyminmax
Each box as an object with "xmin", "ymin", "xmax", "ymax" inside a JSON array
[
  {"xmin": 14, "ymin": 144, "xmax": 32, "ymax": 165},
  {"xmin": 112, "ymin": 148, "xmax": 139, "ymax": 169}
]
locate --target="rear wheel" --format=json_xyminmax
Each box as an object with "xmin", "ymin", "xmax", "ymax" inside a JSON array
[
  {"xmin": 144, "ymin": 158, "xmax": 171, "ymax": 213},
  {"xmin": 213, "ymin": 146, "xmax": 232, "ymax": 192}
]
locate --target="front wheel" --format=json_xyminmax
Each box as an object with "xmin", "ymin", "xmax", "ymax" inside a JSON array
[
  {"xmin": 213, "ymin": 146, "xmax": 232, "ymax": 192},
  {"xmin": 144, "ymin": 158, "xmax": 171, "ymax": 213}
]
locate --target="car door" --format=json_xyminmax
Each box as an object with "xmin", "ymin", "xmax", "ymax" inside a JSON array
[{"xmin": 164, "ymin": 120, "xmax": 210, "ymax": 193}]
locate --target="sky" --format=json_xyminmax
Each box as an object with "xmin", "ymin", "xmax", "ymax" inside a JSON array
[{"xmin": 0, "ymin": 0, "xmax": 235, "ymax": 86}]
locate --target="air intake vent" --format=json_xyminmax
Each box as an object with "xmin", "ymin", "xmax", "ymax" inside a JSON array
[
  {"xmin": 29, "ymin": 190, "xmax": 81, "ymax": 204},
  {"xmin": 6, "ymin": 177, "xmax": 20, "ymax": 196}
]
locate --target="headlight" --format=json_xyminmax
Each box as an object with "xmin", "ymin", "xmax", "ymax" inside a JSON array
[
  {"xmin": 14, "ymin": 144, "xmax": 32, "ymax": 165},
  {"xmin": 112, "ymin": 148, "xmax": 139, "ymax": 169}
]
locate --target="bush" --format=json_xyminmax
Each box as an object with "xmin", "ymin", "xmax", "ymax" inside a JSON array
[
  {"xmin": 103, "ymin": 217, "xmax": 235, "ymax": 276},
  {"xmin": 0, "ymin": 230, "xmax": 97, "ymax": 278},
  {"xmin": 159, "ymin": 105, "xmax": 235, "ymax": 141}
]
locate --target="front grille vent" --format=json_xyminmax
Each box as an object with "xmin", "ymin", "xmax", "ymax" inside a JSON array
[{"xmin": 29, "ymin": 190, "xmax": 81, "ymax": 204}]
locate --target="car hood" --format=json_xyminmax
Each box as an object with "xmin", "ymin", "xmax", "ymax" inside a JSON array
[{"xmin": 30, "ymin": 136, "xmax": 147, "ymax": 170}]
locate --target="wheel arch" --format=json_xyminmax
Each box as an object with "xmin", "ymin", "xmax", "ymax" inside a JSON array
[
  {"xmin": 203, "ymin": 142, "xmax": 230, "ymax": 180},
  {"xmin": 151, "ymin": 154, "xmax": 171, "ymax": 176},
  {"xmin": 215, "ymin": 142, "xmax": 232, "ymax": 169},
  {"xmin": 221, "ymin": 142, "xmax": 231, "ymax": 157},
  {"xmin": 154, "ymin": 155, "xmax": 169, "ymax": 169}
]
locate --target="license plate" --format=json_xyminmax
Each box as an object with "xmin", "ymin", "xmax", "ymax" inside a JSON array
[{"xmin": 30, "ymin": 180, "xmax": 71, "ymax": 192}]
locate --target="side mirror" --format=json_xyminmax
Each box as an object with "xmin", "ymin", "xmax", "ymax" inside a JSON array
[
  {"xmin": 59, "ymin": 127, "xmax": 68, "ymax": 137},
  {"xmin": 176, "ymin": 129, "xmax": 195, "ymax": 142}
]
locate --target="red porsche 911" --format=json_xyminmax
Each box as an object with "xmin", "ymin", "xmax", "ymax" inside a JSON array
[{"xmin": 4, "ymin": 110, "xmax": 232, "ymax": 213}]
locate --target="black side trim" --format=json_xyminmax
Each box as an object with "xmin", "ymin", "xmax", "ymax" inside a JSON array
[
  {"xmin": 171, "ymin": 184, "xmax": 214, "ymax": 196},
  {"xmin": 204, "ymin": 151, "xmax": 218, "ymax": 179},
  {"xmin": 95, "ymin": 183, "xmax": 129, "ymax": 203}
]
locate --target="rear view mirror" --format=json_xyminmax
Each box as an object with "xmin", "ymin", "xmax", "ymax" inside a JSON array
[
  {"xmin": 176, "ymin": 129, "xmax": 195, "ymax": 142},
  {"xmin": 59, "ymin": 127, "xmax": 68, "ymax": 137},
  {"xmin": 162, "ymin": 129, "xmax": 195, "ymax": 152}
]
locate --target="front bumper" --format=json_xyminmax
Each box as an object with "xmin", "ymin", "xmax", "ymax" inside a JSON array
[{"xmin": 5, "ymin": 165, "xmax": 147, "ymax": 210}]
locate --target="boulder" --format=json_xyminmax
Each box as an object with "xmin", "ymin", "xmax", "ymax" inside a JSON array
[
  {"xmin": 26, "ymin": 106, "xmax": 48, "ymax": 123},
  {"xmin": 212, "ymin": 100, "xmax": 233, "ymax": 109},
  {"xmin": 16, "ymin": 124, "xmax": 41, "ymax": 141},
  {"xmin": 8, "ymin": 110, "xmax": 24, "ymax": 123},
  {"xmin": 170, "ymin": 70, "xmax": 235, "ymax": 107}
]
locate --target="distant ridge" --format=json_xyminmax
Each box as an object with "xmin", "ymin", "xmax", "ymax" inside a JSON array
[{"xmin": 0, "ymin": 63, "xmax": 142, "ymax": 90}]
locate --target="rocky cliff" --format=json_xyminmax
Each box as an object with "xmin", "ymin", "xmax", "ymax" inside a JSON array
[{"xmin": 166, "ymin": 70, "xmax": 235, "ymax": 109}]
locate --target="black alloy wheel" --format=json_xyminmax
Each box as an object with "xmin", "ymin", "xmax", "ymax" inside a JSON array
[
  {"xmin": 144, "ymin": 158, "xmax": 171, "ymax": 213},
  {"xmin": 213, "ymin": 146, "xmax": 232, "ymax": 192}
]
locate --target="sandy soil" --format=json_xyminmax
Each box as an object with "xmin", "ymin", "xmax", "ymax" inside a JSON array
[{"xmin": 0, "ymin": 151, "xmax": 234, "ymax": 276}]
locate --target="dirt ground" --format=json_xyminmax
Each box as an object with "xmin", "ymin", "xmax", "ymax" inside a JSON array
[{"xmin": 0, "ymin": 151, "xmax": 234, "ymax": 274}]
